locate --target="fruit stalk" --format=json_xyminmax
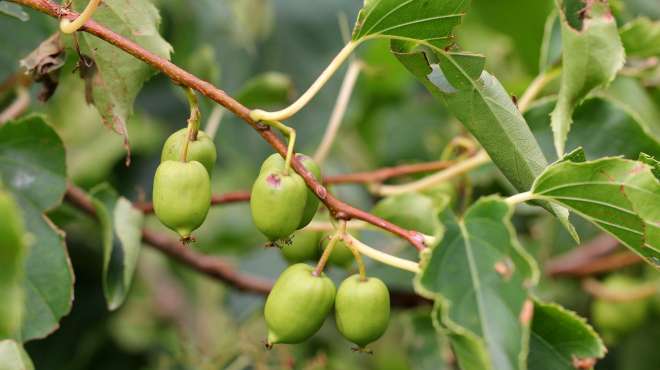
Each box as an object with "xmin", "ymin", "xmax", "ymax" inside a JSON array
[
  {"xmin": 314, "ymin": 233, "xmax": 339, "ymax": 276},
  {"xmin": 180, "ymin": 87, "xmax": 201, "ymax": 162},
  {"xmin": 264, "ymin": 120, "xmax": 296, "ymax": 175}
]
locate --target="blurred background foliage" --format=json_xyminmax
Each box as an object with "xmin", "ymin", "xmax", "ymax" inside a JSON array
[{"xmin": 1, "ymin": 0, "xmax": 659, "ymax": 369}]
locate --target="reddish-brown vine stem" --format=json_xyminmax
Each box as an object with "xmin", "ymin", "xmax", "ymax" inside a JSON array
[
  {"xmin": 13, "ymin": 0, "xmax": 426, "ymax": 251},
  {"xmin": 64, "ymin": 183, "xmax": 430, "ymax": 307},
  {"xmin": 135, "ymin": 158, "xmax": 460, "ymax": 214}
]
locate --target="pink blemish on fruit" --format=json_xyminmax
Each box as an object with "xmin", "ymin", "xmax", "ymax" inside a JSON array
[{"xmin": 267, "ymin": 174, "xmax": 281, "ymax": 188}]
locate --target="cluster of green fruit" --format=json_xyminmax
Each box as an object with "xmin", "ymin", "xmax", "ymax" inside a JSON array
[
  {"xmin": 152, "ymin": 128, "xmax": 217, "ymax": 240},
  {"xmin": 265, "ymin": 263, "xmax": 390, "ymax": 350},
  {"xmin": 250, "ymin": 153, "xmax": 321, "ymax": 242}
]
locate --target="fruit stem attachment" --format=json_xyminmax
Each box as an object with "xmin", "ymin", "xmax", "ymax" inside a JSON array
[
  {"xmin": 314, "ymin": 233, "xmax": 339, "ymax": 277},
  {"xmin": 264, "ymin": 120, "xmax": 296, "ymax": 175},
  {"xmin": 344, "ymin": 234, "xmax": 420, "ymax": 274},
  {"xmin": 180, "ymin": 87, "xmax": 201, "ymax": 162},
  {"xmin": 335, "ymin": 221, "xmax": 367, "ymax": 281},
  {"xmin": 59, "ymin": 0, "xmax": 101, "ymax": 34},
  {"xmin": 249, "ymin": 40, "xmax": 362, "ymax": 122}
]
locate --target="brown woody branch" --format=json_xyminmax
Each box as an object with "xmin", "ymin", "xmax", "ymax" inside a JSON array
[
  {"xmin": 545, "ymin": 234, "xmax": 642, "ymax": 277},
  {"xmin": 12, "ymin": 0, "xmax": 425, "ymax": 251},
  {"xmin": 64, "ymin": 183, "xmax": 429, "ymax": 306}
]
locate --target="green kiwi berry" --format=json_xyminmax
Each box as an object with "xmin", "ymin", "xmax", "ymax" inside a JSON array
[
  {"xmin": 264, "ymin": 263, "xmax": 336, "ymax": 346},
  {"xmin": 161, "ymin": 128, "xmax": 217, "ymax": 176}
]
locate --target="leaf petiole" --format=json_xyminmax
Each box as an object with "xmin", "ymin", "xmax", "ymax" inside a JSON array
[
  {"xmin": 250, "ymin": 40, "xmax": 362, "ymax": 122},
  {"xmin": 59, "ymin": 0, "xmax": 102, "ymax": 34}
]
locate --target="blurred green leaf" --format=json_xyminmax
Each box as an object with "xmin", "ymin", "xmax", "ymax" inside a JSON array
[
  {"xmin": 0, "ymin": 189, "xmax": 27, "ymax": 339},
  {"xmin": 526, "ymin": 96, "xmax": 660, "ymax": 161},
  {"xmin": 0, "ymin": 115, "xmax": 73, "ymax": 341},
  {"xmin": 531, "ymin": 150, "xmax": 660, "ymax": 266},
  {"xmin": 352, "ymin": 0, "xmax": 469, "ymax": 49},
  {"xmin": 90, "ymin": 184, "xmax": 144, "ymax": 310},
  {"xmin": 528, "ymin": 300, "xmax": 605, "ymax": 370},
  {"xmin": 598, "ymin": 76, "xmax": 660, "ymax": 144},
  {"xmin": 416, "ymin": 197, "xmax": 538, "ymax": 370},
  {"xmin": 236, "ymin": 72, "xmax": 294, "ymax": 109},
  {"xmin": 0, "ymin": 1, "xmax": 27, "ymax": 21},
  {"xmin": 405, "ymin": 310, "xmax": 452, "ymax": 370},
  {"xmin": 0, "ymin": 340, "xmax": 33, "ymax": 370},
  {"xmin": 550, "ymin": 0, "xmax": 625, "ymax": 157},
  {"xmin": 72, "ymin": 0, "xmax": 172, "ymax": 159},
  {"xmin": 620, "ymin": 17, "xmax": 660, "ymax": 58}
]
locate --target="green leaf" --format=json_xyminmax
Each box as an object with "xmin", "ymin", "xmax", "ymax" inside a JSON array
[
  {"xmin": 391, "ymin": 42, "xmax": 578, "ymax": 241},
  {"xmin": 550, "ymin": 0, "xmax": 625, "ymax": 157},
  {"xmin": 531, "ymin": 151, "xmax": 660, "ymax": 266},
  {"xmin": 236, "ymin": 72, "xmax": 294, "ymax": 109},
  {"xmin": 90, "ymin": 184, "xmax": 144, "ymax": 310},
  {"xmin": 416, "ymin": 197, "xmax": 539, "ymax": 370},
  {"xmin": 528, "ymin": 300, "xmax": 605, "ymax": 370},
  {"xmin": 0, "ymin": 189, "xmax": 27, "ymax": 339},
  {"xmin": 526, "ymin": 96, "xmax": 660, "ymax": 162},
  {"xmin": 405, "ymin": 311, "xmax": 452, "ymax": 370},
  {"xmin": 352, "ymin": 0, "xmax": 469, "ymax": 48},
  {"xmin": 619, "ymin": 17, "xmax": 660, "ymax": 58},
  {"xmin": 597, "ymin": 76, "xmax": 660, "ymax": 145},
  {"xmin": 72, "ymin": 0, "xmax": 172, "ymax": 160},
  {"xmin": 0, "ymin": 1, "xmax": 28, "ymax": 21},
  {"xmin": 0, "ymin": 340, "xmax": 33, "ymax": 370},
  {"xmin": 0, "ymin": 115, "xmax": 74, "ymax": 341}
]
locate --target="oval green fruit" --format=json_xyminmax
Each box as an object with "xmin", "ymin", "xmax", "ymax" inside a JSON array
[
  {"xmin": 591, "ymin": 275, "xmax": 649, "ymax": 343},
  {"xmin": 321, "ymin": 236, "xmax": 354, "ymax": 268},
  {"xmin": 335, "ymin": 275, "xmax": 390, "ymax": 348},
  {"xmin": 259, "ymin": 153, "xmax": 321, "ymax": 229},
  {"xmin": 282, "ymin": 231, "xmax": 322, "ymax": 264},
  {"xmin": 161, "ymin": 128, "xmax": 217, "ymax": 176},
  {"xmin": 265, "ymin": 263, "xmax": 336, "ymax": 345},
  {"xmin": 372, "ymin": 192, "xmax": 442, "ymax": 236},
  {"xmin": 153, "ymin": 160, "xmax": 211, "ymax": 239},
  {"xmin": 250, "ymin": 168, "xmax": 307, "ymax": 241}
]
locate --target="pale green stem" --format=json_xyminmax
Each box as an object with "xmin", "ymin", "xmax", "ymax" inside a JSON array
[
  {"xmin": 505, "ymin": 191, "xmax": 535, "ymax": 206},
  {"xmin": 59, "ymin": 0, "xmax": 102, "ymax": 33},
  {"xmin": 313, "ymin": 233, "xmax": 339, "ymax": 276},
  {"xmin": 517, "ymin": 68, "xmax": 561, "ymax": 113},
  {"xmin": 250, "ymin": 40, "xmax": 362, "ymax": 122},
  {"xmin": 344, "ymin": 234, "xmax": 421, "ymax": 274},
  {"xmin": 264, "ymin": 120, "xmax": 296, "ymax": 175},
  {"xmin": 180, "ymin": 88, "xmax": 201, "ymax": 162},
  {"xmin": 204, "ymin": 106, "xmax": 224, "ymax": 140},
  {"xmin": 313, "ymin": 60, "xmax": 362, "ymax": 165},
  {"xmin": 375, "ymin": 150, "xmax": 490, "ymax": 196}
]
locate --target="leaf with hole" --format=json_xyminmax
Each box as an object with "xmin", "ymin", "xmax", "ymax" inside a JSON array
[
  {"xmin": 531, "ymin": 149, "xmax": 660, "ymax": 266},
  {"xmin": 416, "ymin": 197, "xmax": 539, "ymax": 370},
  {"xmin": 550, "ymin": 0, "xmax": 625, "ymax": 157},
  {"xmin": 528, "ymin": 300, "xmax": 605, "ymax": 370}
]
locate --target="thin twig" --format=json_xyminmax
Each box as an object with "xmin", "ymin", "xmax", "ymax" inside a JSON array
[
  {"xmin": 313, "ymin": 60, "xmax": 361, "ymax": 165},
  {"xmin": 582, "ymin": 277, "xmax": 657, "ymax": 302},
  {"xmin": 324, "ymin": 159, "xmax": 455, "ymax": 185},
  {"xmin": 64, "ymin": 183, "xmax": 429, "ymax": 306},
  {"xmin": 545, "ymin": 234, "xmax": 643, "ymax": 277},
  {"xmin": 11, "ymin": 0, "xmax": 426, "ymax": 251},
  {"xmin": 517, "ymin": 68, "xmax": 560, "ymax": 113},
  {"xmin": 136, "ymin": 191, "xmax": 251, "ymax": 214},
  {"xmin": 204, "ymin": 106, "xmax": 224, "ymax": 140},
  {"xmin": 374, "ymin": 150, "xmax": 490, "ymax": 196},
  {"xmin": 0, "ymin": 86, "xmax": 30, "ymax": 124}
]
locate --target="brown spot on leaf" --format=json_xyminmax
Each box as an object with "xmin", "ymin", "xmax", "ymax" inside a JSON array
[
  {"xmin": 494, "ymin": 258, "xmax": 514, "ymax": 280},
  {"xmin": 519, "ymin": 299, "xmax": 534, "ymax": 326},
  {"xmin": 572, "ymin": 355, "xmax": 597, "ymax": 369},
  {"xmin": 19, "ymin": 33, "xmax": 65, "ymax": 101}
]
